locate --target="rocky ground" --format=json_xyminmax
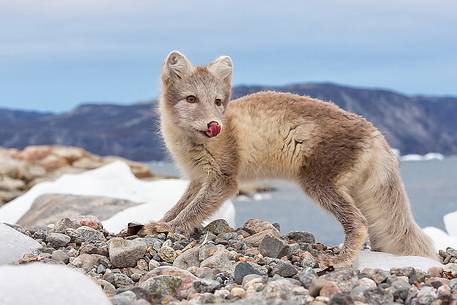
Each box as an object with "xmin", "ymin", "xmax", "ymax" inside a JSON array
[{"xmin": 6, "ymin": 217, "xmax": 457, "ymax": 305}]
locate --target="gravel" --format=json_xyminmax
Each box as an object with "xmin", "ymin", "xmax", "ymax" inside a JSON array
[{"xmin": 6, "ymin": 217, "xmax": 457, "ymax": 305}]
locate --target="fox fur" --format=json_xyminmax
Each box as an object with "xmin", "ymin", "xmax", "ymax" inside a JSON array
[{"xmin": 139, "ymin": 50, "xmax": 436, "ymax": 266}]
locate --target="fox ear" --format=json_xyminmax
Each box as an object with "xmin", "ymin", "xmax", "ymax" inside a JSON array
[
  {"xmin": 163, "ymin": 50, "xmax": 193, "ymax": 81},
  {"xmin": 208, "ymin": 56, "xmax": 233, "ymax": 81}
]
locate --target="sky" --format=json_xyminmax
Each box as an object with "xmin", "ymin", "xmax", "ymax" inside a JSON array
[{"xmin": 0, "ymin": 0, "xmax": 456, "ymax": 112}]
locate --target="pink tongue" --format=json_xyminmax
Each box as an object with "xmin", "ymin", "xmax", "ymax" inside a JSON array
[{"xmin": 205, "ymin": 123, "xmax": 221, "ymax": 137}]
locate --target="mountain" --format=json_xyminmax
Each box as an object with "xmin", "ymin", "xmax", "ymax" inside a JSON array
[{"xmin": 1, "ymin": 82, "xmax": 456, "ymax": 161}]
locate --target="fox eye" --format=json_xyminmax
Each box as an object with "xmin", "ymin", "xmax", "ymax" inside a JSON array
[
  {"xmin": 186, "ymin": 95, "xmax": 197, "ymax": 103},
  {"xmin": 215, "ymin": 98, "xmax": 222, "ymax": 106}
]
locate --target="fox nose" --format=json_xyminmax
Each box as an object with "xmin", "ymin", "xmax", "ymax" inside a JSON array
[{"xmin": 205, "ymin": 121, "xmax": 221, "ymax": 138}]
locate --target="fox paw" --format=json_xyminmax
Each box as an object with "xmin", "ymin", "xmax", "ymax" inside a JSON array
[{"xmin": 138, "ymin": 222, "xmax": 175, "ymax": 236}]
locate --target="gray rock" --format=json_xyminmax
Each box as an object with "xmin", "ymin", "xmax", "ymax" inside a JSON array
[
  {"xmin": 285, "ymin": 231, "xmax": 315, "ymax": 244},
  {"xmin": 390, "ymin": 267, "xmax": 417, "ymax": 284},
  {"xmin": 200, "ymin": 249, "xmax": 235, "ymax": 273},
  {"xmin": 148, "ymin": 259, "xmax": 160, "ymax": 270},
  {"xmin": 54, "ymin": 218, "xmax": 80, "ymax": 232},
  {"xmin": 389, "ymin": 279, "xmax": 411, "ymax": 300},
  {"xmin": 259, "ymin": 235, "xmax": 288, "ymax": 258},
  {"xmin": 300, "ymin": 252, "xmax": 316, "ymax": 268},
  {"xmin": 139, "ymin": 275, "xmax": 181, "ymax": 297},
  {"xmin": 71, "ymin": 253, "xmax": 109, "ymax": 272},
  {"xmin": 111, "ymin": 291, "xmax": 136, "ymax": 305},
  {"xmin": 0, "ymin": 223, "xmax": 41, "ymax": 265},
  {"xmin": 297, "ymin": 267, "xmax": 317, "ymax": 289},
  {"xmin": 270, "ymin": 260, "xmax": 297, "ymax": 277},
  {"xmin": 75, "ymin": 226, "xmax": 106, "ymax": 243},
  {"xmin": 350, "ymin": 286, "xmax": 368, "ymax": 302},
  {"xmin": 97, "ymin": 264, "xmax": 106, "ymax": 274},
  {"xmin": 363, "ymin": 287, "xmax": 394, "ymax": 305},
  {"xmin": 0, "ymin": 264, "xmax": 111, "ymax": 305},
  {"xmin": 416, "ymin": 286, "xmax": 437, "ymax": 305},
  {"xmin": 109, "ymin": 238, "xmax": 147, "ymax": 268},
  {"xmin": 173, "ymin": 247, "xmax": 200, "ymax": 269},
  {"xmin": 328, "ymin": 292, "xmax": 354, "ymax": 305},
  {"xmin": 193, "ymin": 278, "xmax": 221, "ymax": 293},
  {"xmin": 51, "ymin": 249, "xmax": 69, "ymax": 263},
  {"xmin": 361, "ymin": 268, "xmax": 389, "ymax": 284},
  {"xmin": 234, "ymin": 262, "xmax": 263, "ymax": 284},
  {"xmin": 17, "ymin": 194, "xmax": 140, "ymax": 228},
  {"xmin": 204, "ymin": 219, "xmax": 232, "ymax": 235},
  {"xmin": 46, "ymin": 232, "xmax": 70, "ymax": 248},
  {"xmin": 262, "ymin": 278, "xmax": 296, "ymax": 299},
  {"xmin": 449, "ymin": 278, "xmax": 457, "ymax": 293},
  {"xmin": 321, "ymin": 268, "xmax": 358, "ymax": 292},
  {"xmin": 104, "ymin": 272, "xmax": 134, "ymax": 288}
]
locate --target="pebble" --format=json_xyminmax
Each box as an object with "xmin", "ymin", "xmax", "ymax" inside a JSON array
[
  {"xmin": 298, "ymin": 267, "xmax": 318, "ymax": 289},
  {"xmin": 173, "ymin": 247, "xmax": 200, "ymax": 269},
  {"xmin": 388, "ymin": 279, "xmax": 411, "ymax": 300},
  {"xmin": 286, "ymin": 231, "xmax": 316, "ymax": 244},
  {"xmin": 75, "ymin": 226, "xmax": 106, "ymax": 243},
  {"xmin": 111, "ymin": 291, "xmax": 136, "ymax": 305},
  {"xmin": 148, "ymin": 259, "xmax": 160, "ymax": 270},
  {"xmin": 46, "ymin": 232, "xmax": 71, "ymax": 248},
  {"xmin": 301, "ymin": 251, "xmax": 317, "ymax": 268},
  {"xmin": 200, "ymin": 249, "xmax": 235, "ymax": 273},
  {"xmin": 109, "ymin": 238, "xmax": 147, "ymax": 268},
  {"xmin": 230, "ymin": 287, "xmax": 246, "ymax": 298},
  {"xmin": 363, "ymin": 287, "xmax": 394, "ymax": 305},
  {"xmin": 193, "ymin": 279, "xmax": 220, "ymax": 293},
  {"xmin": 442, "ymin": 263, "xmax": 457, "ymax": 277},
  {"xmin": 234, "ymin": 262, "xmax": 263, "ymax": 284},
  {"xmin": 328, "ymin": 292, "xmax": 354, "ymax": 305},
  {"xmin": 104, "ymin": 272, "xmax": 134, "ymax": 288},
  {"xmin": 270, "ymin": 260, "xmax": 297, "ymax": 277},
  {"xmin": 139, "ymin": 275, "xmax": 181, "ymax": 297},
  {"xmin": 158, "ymin": 245, "xmax": 177, "ymax": 263},
  {"xmin": 258, "ymin": 235, "xmax": 288, "ymax": 258},
  {"xmin": 51, "ymin": 249, "xmax": 69, "ymax": 263},
  {"xmin": 320, "ymin": 281, "xmax": 342, "ymax": 297},
  {"xmin": 204, "ymin": 219, "xmax": 232, "ymax": 235}
]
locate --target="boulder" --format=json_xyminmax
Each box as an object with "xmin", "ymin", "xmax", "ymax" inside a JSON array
[{"xmin": 17, "ymin": 194, "xmax": 140, "ymax": 228}]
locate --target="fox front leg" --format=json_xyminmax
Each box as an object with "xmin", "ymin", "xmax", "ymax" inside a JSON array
[
  {"xmin": 169, "ymin": 175, "xmax": 238, "ymax": 234},
  {"xmin": 137, "ymin": 180, "xmax": 202, "ymax": 236},
  {"xmin": 160, "ymin": 180, "xmax": 202, "ymax": 222}
]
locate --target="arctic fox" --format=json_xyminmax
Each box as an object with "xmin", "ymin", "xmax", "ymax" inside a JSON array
[{"xmin": 139, "ymin": 50, "xmax": 436, "ymax": 266}]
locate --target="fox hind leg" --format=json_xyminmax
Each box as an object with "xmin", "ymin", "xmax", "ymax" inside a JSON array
[{"xmin": 300, "ymin": 182, "xmax": 368, "ymax": 267}]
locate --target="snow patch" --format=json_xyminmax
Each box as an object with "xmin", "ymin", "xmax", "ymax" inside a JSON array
[
  {"xmin": 355, "ymin": 250, "xmax": 441, "ymax": 271},
  {"xmin": 0, "ymin": 264, "xmax": 111, "ymax": 305},
  {"xmin": 0, "ymin": 161, "xmax": 235, "ymax": 232}
]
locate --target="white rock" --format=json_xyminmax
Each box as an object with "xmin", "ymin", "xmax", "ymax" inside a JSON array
[
  {"xmin": 354, "ymin": 250, "xmax": 442, "ymax": 271},
  {"xmin": 0, "ymin": 223, "xmax": 41, "ymax": 265},
  {"xmin": 0, "ymin": 161, "xmax": 235, "ymax": 233},
  {"xmin": 0, "ymin": 264, "xmax": 111, "ymax": 305}
]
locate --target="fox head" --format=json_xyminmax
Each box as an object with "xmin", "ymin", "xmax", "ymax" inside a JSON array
[{"xmin": 160, "ymin": 50, "xmax": 232, "ymax": 140}]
